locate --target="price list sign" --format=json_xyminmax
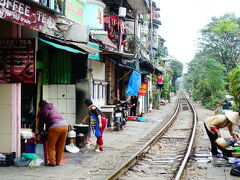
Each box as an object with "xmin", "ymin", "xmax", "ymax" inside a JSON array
[{"xmin": 0, "ymin": 39, "xmax": 36, "ymax": 83}]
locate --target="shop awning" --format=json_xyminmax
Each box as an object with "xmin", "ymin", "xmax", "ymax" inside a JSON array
[
  {"xmin": 139, "ymin": 59, "xmax": 165, "ymax": 74},
  {"xmin": 39, "ymin": 38, "xmax": 101, "ymax": 55},
  {"xmin": 39, "ymin": 38, "xmax": 85, "ymax": 54},
  {"xmin": 71, "ymin": 42, "xmax": 102, "ymax": 55},
  {"xmin": 103, "ymin": 50, "xmax": 135, "ymax": 59},
  {"xmin": 121, "ymin": 60, "xmax": 140, "ymax": 71}
]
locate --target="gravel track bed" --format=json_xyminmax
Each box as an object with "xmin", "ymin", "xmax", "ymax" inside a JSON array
[
  {"xmin": 180, "ymin": 100, "xmax": 232, "ymax": 180},
  {"xmin": 120, "ymin": 100, "xmax": 194, "ymax": 180}
]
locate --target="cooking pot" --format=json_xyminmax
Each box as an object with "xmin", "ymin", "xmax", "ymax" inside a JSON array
[{"xmin": 74, "ymin": 124, "xmax": 89, "ymax": 135}]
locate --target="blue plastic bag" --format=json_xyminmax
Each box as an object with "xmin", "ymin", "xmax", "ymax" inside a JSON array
[{"xmin": 126, "ymin": 71, "xmax": 141, "ymax": 96}]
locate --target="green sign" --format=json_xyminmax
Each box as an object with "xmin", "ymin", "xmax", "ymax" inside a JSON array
[
  {"xmin": 65, "ymin": 0, "xmax": 84, "ymax": 24},
  {"xmin": 88, "ymin": 43, "xmax": 100, "ymax": 61}
]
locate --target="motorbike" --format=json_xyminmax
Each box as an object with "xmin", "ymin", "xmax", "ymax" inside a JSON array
[
  {"xmin": 114, "ymin": 101, "xmax": 129, "ymax": 131},
  {"xmin": 121, "ymin": 101, "xmax": 131, "ymax": 120}
]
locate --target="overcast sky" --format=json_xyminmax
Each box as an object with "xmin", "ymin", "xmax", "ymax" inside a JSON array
[{"xmin": 157, "ymin": 0, "xmax": 240, "ymax": 66}]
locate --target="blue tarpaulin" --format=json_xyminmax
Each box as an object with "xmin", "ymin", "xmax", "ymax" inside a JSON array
[{"xmin": 126, "ymin": 71, "xmax": 141, "ymax": 96}]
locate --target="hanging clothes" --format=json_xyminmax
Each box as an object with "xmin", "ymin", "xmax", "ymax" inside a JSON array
[{"xmin": 104, "ymin": 16, "xmax": 126, "ymax": 48}]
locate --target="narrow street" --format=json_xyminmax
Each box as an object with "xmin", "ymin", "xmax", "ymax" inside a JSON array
[
  {"xmin": 1, "ymin": 96, "xmax": 237, "ymax": 180},
  {"xmin": 0, "ymin": 98, "xmax": 177, "ymax": 180}
]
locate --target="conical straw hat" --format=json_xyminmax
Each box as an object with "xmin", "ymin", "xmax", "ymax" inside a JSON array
[{"xmin": 225, "ymin": 111, "xmax": 239, "ymax": 125}]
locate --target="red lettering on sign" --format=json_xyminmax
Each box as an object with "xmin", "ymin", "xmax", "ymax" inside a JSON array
[{"xmin": 98, "ymin": 8, "xmax": 103, "ymax": 24}]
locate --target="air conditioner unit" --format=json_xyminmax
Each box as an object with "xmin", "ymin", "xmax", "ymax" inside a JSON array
[{"xmin": 119, "ymin": 7, "xmax": 127, "ymax": 17}]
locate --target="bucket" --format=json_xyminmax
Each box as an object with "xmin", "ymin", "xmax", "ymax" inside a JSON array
[{"xmin": 235, "ymin": 147, "xmax": 240, "ymax": 153}]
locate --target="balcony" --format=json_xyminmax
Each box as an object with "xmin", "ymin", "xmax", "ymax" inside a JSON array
[
  {"xmin": 127, "ymin": 0, "xmax": 150, "ymax": 14},
  {"xmin": 27, "ymin": 0, "xmax": 65, "ymax": 14},
  {"xmin": 101, "ymin": 0, "xmax": 133, "ymax": 14},
  {"xmin": 102, "ymin": 0, "xmax": 149, "ymax": 14}
]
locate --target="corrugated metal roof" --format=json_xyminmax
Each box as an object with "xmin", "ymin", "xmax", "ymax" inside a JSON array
[
  {"xmin": 39, "ymin": 36, "xmax": 101, "ymax": 55},
  {"xmin": 91, "ymin": 34, "xmax": 118, "ymax": 49}
]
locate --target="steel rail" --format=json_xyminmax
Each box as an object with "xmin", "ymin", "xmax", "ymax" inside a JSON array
[
  {"xmin": 174, "ymin": 95, "xmax": 197, "ymax": 180},
  {"xmin": 107, "ymin": 97, "xmax": 181, "ymax": 180}
]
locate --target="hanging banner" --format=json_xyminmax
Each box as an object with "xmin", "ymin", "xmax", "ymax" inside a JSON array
[
  {"xmin": 138, "ymin": 82, "xmax": 148, "ymax": 96},
  {"xmin": 0, "ymin": 0, "xmax": 57, "ymax": 36},
  {"xmin": 0, "ymin": 39, "xmax": 36, "ymax": 83}
]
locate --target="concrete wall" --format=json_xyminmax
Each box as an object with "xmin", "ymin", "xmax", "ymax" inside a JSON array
[
  {"xmin": 0, "ymin": 84, "xmax": 21, "ymax": 155},
  {"xmin": 89, "ymin": 60, "xmax": 106, "ymax": 107},
  {"xmin": 90, "ymin": 60, "xmax": 105, "ymax": 80},
  {"xmin": 0, "ymin": 84, "xmax": 13, "ymax": 153},
  {"xmin": 76, "ymin": 79, "xmax": 90, "ymax": 123},
  {"xmin": 0, "ymin": 20, "xmax": 21, "ymax": 155}
]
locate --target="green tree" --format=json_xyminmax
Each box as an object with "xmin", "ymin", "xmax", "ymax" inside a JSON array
[
  {"xmin": 199, "ymin": 13, "xmax": 240, "ymax": 72},
  {"xmin": 228, "ymin": 65, "xmax": 240, "ymax": 110},
  {"xmin": 162, "ymin": 67, "xmax": 173, "ymax": 101},
  {"xmin": 185, "ymin": 56, "xmax": 226, "ymax": 107},
  {"xmin": 170, "ymin": 60, "xmax": 183, "ymax": 92}
]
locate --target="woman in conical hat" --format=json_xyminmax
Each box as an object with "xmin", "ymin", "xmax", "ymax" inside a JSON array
[{"xmin": 204, "ymin": 112, "xmax": 239, "ymax": 158}]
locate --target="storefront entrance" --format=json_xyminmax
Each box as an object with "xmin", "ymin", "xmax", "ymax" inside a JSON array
[{"xmin": 21, "ymin": 84, "xmax": 37, "ymax": 130}]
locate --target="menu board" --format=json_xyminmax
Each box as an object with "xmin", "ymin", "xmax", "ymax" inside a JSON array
[{"xmin": 0, "ymin": 39, "xmax": 36, "ymax": 83}]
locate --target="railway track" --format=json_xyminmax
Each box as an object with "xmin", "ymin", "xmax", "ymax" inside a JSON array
[{"xmin": 106, "ymin": 92, "xmax": 197, "ymax": 180}]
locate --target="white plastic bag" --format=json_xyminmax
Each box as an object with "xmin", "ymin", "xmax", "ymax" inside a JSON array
[{"xmin": 29, "ymin": 158, "xmax": 44, "ymax": 167}]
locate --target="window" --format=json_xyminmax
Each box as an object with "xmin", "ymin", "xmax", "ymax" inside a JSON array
[
  {"xmin": 92, "ymin": 80, "xmax": 108, "ymax": 100},
  {"xmin": 102, "ymin": 85, "xmax": 106, "ymax": 100},
  {"xmin": 94, "ymin": 84, "xmax": 98, "ymax": 100},
  {"xmin": 34, "ymin": 0, "xmax": 65, "ymax": 14},
  {"xmin": 99, "ymin": 85, "xmax": 103, "ymax": 99}
]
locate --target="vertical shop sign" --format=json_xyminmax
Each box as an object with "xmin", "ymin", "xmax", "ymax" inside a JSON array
[
  {"xmin": 65, "ymin": 0, "xmax": 84, "ymax": 24},
  {"xmin": 0, "ymin": 0, "xmax": 58, "ymax": 36},
  {"xmin": 88, "ymin": 42, "xmax": 100, "ymax": 61},
  {"xmin": 138, "ymin": 82, "xmax": 148, "ymax": 96},
  {"xmin": 0, "ymin": 39, "xmax": 36, "ymax": 83}
]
